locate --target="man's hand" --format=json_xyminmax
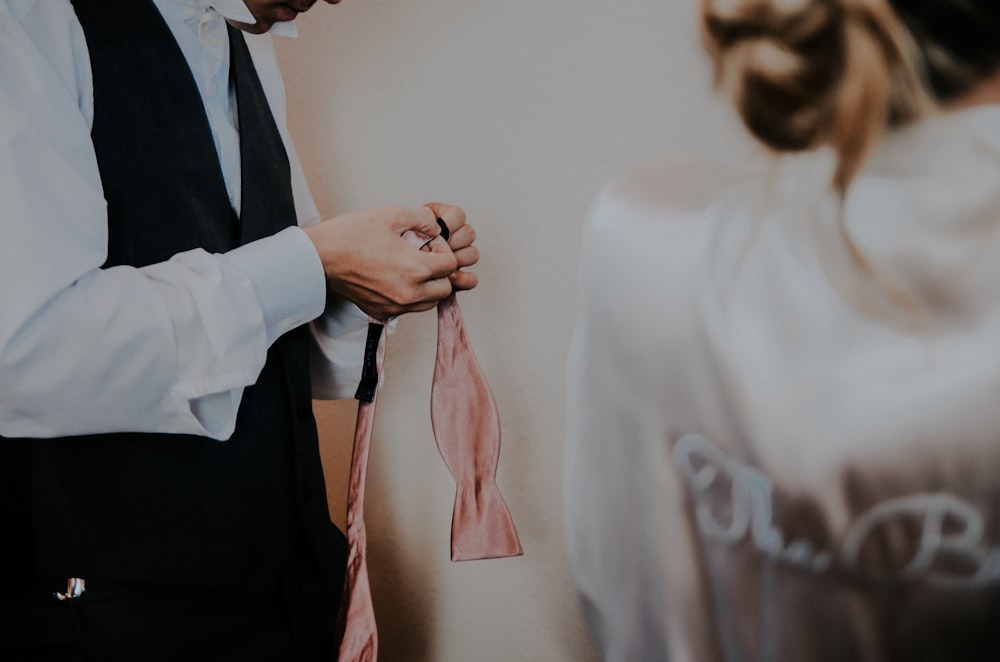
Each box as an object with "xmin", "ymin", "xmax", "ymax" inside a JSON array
[
  {"xmin": 303, "ymin": 205, "xmax": 474, "ymax": 321},
  {"xmin": 425, "ymin": 202, "xmax": 479, "ymax": 292}
]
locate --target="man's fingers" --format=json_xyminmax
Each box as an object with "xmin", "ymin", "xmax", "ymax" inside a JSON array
[
  {"xmin": 423, "ymin": 202, "xmax": 466, "ymax": 242},
  {"xmin": 420, "ymin": 244, "xmax": 459, "ymax": 279},
  {"xmin": 451, "ymin": 244, "xmax": 479, "ymax": 270},
  {"xmin": 422, "ymin": 275, "xmax": 455, "ymax": 302},
  {"xmin": 392, "ymin": 205, "xmax": 441, "ymax": 238},
  {"xmin": 446, "ymin": 223, "xmax": 476, "ymax": 252},
  {"xmin": 396, "ymin": 204, "xmax": 471, "ymax": 254},
  {"xmin": 449, "ymin": 269, "xmax": 478, "ymax": 292}
]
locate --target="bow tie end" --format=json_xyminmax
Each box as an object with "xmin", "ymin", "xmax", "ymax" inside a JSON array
[{"xmin": 450, "ymin": 482, "xmax": 524, "ymax": 561}]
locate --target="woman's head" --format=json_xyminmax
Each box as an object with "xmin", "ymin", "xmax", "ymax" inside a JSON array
[{"xmin": 701, "ymin": 0, "xmax": 1000, "ymax": 191}]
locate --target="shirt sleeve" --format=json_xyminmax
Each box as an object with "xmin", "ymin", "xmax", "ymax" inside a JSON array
[
  {"xmin": 245, "ymin": 31, "xmax": 390, "ymax": 400},
  {"xmin": 0, "ymin": 3, "xmax": 325, "ymax": 440}
]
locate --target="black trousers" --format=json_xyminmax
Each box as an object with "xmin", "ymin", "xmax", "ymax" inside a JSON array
[{"xmin": 0, "ymin": 544, "xmax": 343, "ymax": 662}]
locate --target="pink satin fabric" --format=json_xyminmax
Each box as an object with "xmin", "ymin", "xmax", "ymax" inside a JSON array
[
  {"xmin": 336, "ymin": 293, "xmax": 522, "ymax": 661},
  {"xmin": 335, "ymin": 328, "xmax": 385, "ymax": 662},
  {"xmin": 431, "ymin": 295, "xmax": 524, "ymax": 561}
]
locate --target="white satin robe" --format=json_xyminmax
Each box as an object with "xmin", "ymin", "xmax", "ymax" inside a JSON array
[{"xmin": 565, "ymin": 104, "xmax": 1000, "ymax": 662}]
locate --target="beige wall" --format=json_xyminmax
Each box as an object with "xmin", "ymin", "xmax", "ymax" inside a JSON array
[{"xmin": 276, "ymin": 0, "xmax": 752, "ymax": 659}]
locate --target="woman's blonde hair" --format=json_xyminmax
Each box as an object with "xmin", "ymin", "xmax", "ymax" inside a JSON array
[{"xmin": 701, "ymin": 0, "xmax": 1000, "ymax": 192}]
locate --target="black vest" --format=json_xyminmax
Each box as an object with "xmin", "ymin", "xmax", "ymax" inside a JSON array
[{"xmin": 0, "ymin": 0, "xmax": 344, "ymax": 595}]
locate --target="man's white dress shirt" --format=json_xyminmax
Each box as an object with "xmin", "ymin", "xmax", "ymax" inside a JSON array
[
  {"xmin": 566, "ymin": 105, "xmax": 1000, "ymax": 661},
  {"xmin": 0, "ymin": 0, "xmax": 368, "ymax": 441}
]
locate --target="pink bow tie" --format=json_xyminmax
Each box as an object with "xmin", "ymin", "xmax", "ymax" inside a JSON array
[{"xmin": 335, "ymin": 293, "xmax": 523, "ymax": 661}]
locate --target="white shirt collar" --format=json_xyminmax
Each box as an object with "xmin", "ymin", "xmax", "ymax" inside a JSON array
[
  {"xmin": 267, "ymin": 19, "xmax": 299, "ymax": 38},
  {"xmin": 211, "ymin": 0, "xmax": 299, "ymax": 37},
  {"xmin": 206, "ymin": 0, "xmax": 256, "ymax": 24},
  {"xmin": 165, "ymin": 0, "xmax": 300, "ymax": 38}
]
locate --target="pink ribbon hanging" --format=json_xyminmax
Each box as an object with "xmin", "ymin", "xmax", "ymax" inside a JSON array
[
  {"xmin": 431, "ymin": 294, "xmax": 523, "ymax": 561},
  {"xmin": 334, "ymin": 322, "xmax": 385, "ymax": 662},
  {"xmin": 336, "ymin": 274, "xmax": 523, "ymax": 662}
]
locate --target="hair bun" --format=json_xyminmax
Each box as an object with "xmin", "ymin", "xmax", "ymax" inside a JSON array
[{"xmin": 703, "ymin": 0, "xmax": 929, "ymax": 191}]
